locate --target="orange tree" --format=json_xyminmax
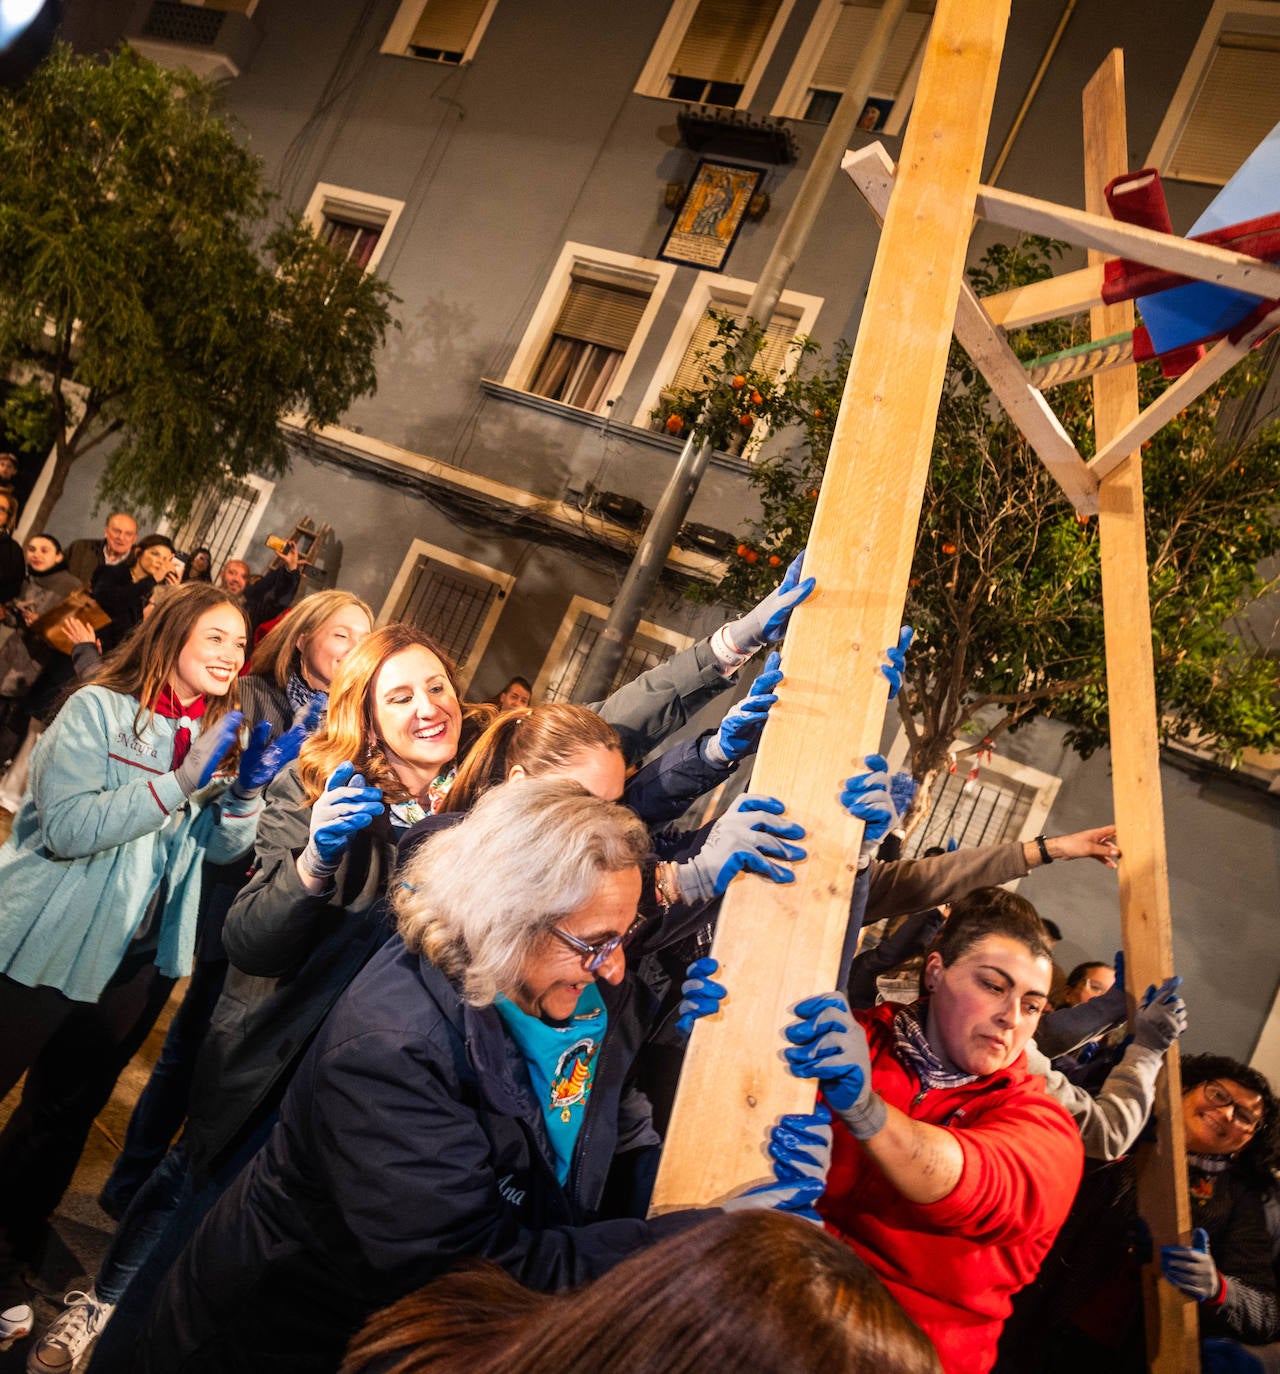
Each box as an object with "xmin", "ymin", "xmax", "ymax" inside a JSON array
[{"xmin": 685, "ymin": 238, "xmax": 1280, "ymax": 834}]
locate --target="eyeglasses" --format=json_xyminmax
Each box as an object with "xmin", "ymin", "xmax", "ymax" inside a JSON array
[
  {"xmin": 550, "ymin": 915, "xmax": 645, "ymax": 972},
  {"xmin": 1203, "ymin": 1080, "xmax": 1262, "ymax": 1132}
]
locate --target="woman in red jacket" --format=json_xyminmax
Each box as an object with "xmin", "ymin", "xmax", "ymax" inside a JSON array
[{"xmin": 785, "ymin": 886, "xmax": 1085, "ymax": 1374}]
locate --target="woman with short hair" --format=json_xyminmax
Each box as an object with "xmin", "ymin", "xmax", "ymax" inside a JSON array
[
  {"xmin": 138, "ymin": 780, "xmax": 820, "ymax": 1372},
  {"xmin": 784, "ymin": 886, "xmax": 1086, "ymax": 1374}
]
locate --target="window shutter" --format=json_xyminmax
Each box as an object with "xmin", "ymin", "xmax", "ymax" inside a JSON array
[
  {"xmin": 671, "ymin": 0, "xmax": 783, "ymax": 85},
  {"xmin": 553, "ymin": 276, "xmax": 650, "ymax": 351},
  {"xmin": 1167, "ymin": 34, "xmax": 1280, "ymax": 184},
  {"xmin": 409, "ymin": 0, "xmax": 488, "ymax": 55},
  {"xmin": 668, "ymin": 304, "xmax": 802, "ymax": 394},
  {"xmin": 812, "ymin": 2, "xmax": 932, "ymax": 95}
]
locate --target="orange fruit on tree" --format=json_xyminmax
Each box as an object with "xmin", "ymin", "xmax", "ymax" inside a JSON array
[{"xmin": 665, "ymin": 413, "xmax": 684, "ymax": 435}]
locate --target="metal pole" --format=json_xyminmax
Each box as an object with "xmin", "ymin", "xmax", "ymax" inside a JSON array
[{"xmin": 573, "ymin": 0, "xmax": 912, "ymax": 704}]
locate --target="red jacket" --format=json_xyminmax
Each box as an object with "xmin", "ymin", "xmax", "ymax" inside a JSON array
[{"xmin": 819, "ymin": 1001, "xmax": 1083, "ymax": 1374}]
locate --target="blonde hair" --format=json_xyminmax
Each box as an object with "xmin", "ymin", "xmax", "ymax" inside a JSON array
[
  {"xmin": 441, "ymin": 703, "xmax": 621, "ymax": 814},
  {"xmin": 297, "ymin": 623, "xmax": 485, "ymax": 804},
  {"xmin": 393, "ymin": 778, "xmax": 651, "ymax": 1006},
  {"xmin": 81, "ymin": 583, "xmax": 248, "ymax": 747},
  {"xmin": 248, "ymin": 589, "xmax": 373, "ymax": 689}
]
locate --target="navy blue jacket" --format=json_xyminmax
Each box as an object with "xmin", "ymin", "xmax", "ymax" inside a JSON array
[{"xmin": 139, "ymin": 936, "xmax": 710, "ymax": 1372}]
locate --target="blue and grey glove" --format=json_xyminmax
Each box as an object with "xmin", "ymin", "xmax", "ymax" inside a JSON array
[
  {"xmin": 703, "ymin": 651, "xmax": 782, "ymax": 767},
  {"xmin": 674, "ymin": 957, "xmax": 727, "ymax": 1039},
  {"xmin": 299, "ymin": 762, "xmax": 385, "ymax": 881},
  {"xmin": 881, "ymin": 626, "xmax": 914, "ymax": 699},
  {"xmin": 839, "ymin": 754, "xmax": 897, "ymax": 868},
  {"xmin": 784, "ymin": 992, "xmax": 887, "ymax": 1140},
  {"xmin": 674, "ymin": 795, "xmax": 806, "ymax": 906},
  {"xmin": 1134, "ymin": 975, "xmax": 1187, "ymax": 1052},
  {"xmin": 723, "ymin": 1105, "xmax": 832, "ymax": 1223},
  {"xmin": 719, "ymin": 552, "xmax": 815, "ymax": 659},
  {"xmin": 174, "ymin": 710, "xmax": 243, "ymax": 796},
  {"xmin": 232, "ymin": 718, "xmax": 309, "ymax": 800},
  {"xmin": 1161, "ymin": 1228, "xmax": 1223, "ymax": 1303}
]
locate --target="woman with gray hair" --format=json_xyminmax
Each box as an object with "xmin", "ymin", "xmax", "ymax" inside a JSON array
[{"xmin": 136, "ymin": 778, "xmax": 825, "ymax": 1373}]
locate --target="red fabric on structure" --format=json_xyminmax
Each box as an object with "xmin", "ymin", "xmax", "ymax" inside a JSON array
[{"xmin": 818, "ymin": 1002, "xmax": 1084, "ymax": 1374}]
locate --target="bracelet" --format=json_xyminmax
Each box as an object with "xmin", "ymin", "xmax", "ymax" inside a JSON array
[
  {"xmin": 1035, "ymin": 834, "xmax": 1053, "ymax": 866},
  {"xmin": 654, "ymin": 862, "xmax": 682, "ymax": 910},
  {"xmin": 709, "ymin": 625, "xmax": 752, "ymax": 673}
]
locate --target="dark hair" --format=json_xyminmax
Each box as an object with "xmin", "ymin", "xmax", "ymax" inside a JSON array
[
  {"xmin": 1065, "ymin": 961, "xmax": 1111, "ymax": 989},
  {"xmin": 1041, "ymin": 918, "xmax": 1063, "ymax": 942},
  {"xmin": 500, "ymin": 675, "xmax": 532, "ymax": 694},
  {"xmin": 182, "ymin": 546, "xmax": 213, "ymax": 583},
  {"xmin": 931, "ymin": 887, "xmax": 1053, "ymax": 967},
  {"xmin": 129, "ymin": 532, "xmax": 175, "ymax": 567},
  {"xmin": 28, "ymin": 532, "xmax": 64, "ymax": 555},
  {"xmin": 1181, "ymin": 1054, "xmax": 1280, "ymax": 1193},
  {"xmin": 340, "ymin": 1211, "xmax": 942, "ymax": 1374}
]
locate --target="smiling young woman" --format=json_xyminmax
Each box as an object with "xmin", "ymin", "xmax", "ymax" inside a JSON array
[{"xmin": 0, "ymin": 583, "xmax": 288, "ymax": 1347}]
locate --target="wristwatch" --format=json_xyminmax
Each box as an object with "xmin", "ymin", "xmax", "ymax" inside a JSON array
[{"xmin": 1035, "ymin": 834, "xmax": 1053, "ymax": 865}]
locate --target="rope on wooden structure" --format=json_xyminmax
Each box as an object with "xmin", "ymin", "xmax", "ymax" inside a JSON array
[{"xmin": 1024, "ymin": 330, "xmax": 1134, "ymax": 389}]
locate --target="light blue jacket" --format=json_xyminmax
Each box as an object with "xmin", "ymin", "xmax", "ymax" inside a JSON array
[{"xmin": 0, "ymin": 685, "xmax": 261, "ymax": 1001}]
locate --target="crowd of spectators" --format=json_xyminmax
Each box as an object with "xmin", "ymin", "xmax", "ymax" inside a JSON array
[{"xmin": 0, "ymin": 522, "xmax": 1269, "ymax": 1374}]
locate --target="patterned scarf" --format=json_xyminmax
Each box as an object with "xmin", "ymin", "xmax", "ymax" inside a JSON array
[
  {"xmin": 892, "ymin": 1001, "xmax": 980, "ymax": 1093},
  {"xmin": 286, "ymin": 671, "xmax": 324, "ymax": 723},
  {"xmin": 387, "ymin": 766, "xmax": 457, "ymax": 829},
  {"xmin": 153, "ymin": 686, "xmax": 208, "ymax": 769}
]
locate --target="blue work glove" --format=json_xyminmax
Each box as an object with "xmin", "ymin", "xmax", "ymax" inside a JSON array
[
  {"xmin": 174, "ymin": 710, "xmax": 243, "ymax": 796},
  {"xmin": 1161, "ymin": 1229, "xmax": 1222, "ymax": 1303},
  {"xmin": 298, "ymin": 762, "xmax": 385, "ymax": 881},
  {"xmin": 1114, "ymin": 949, "xmax": 1125, "ymax": 997},
  {"xmin": 881, "ymin": 626, "xmax": 914, "ymax": 699},
  {"xmin": 1202, "ymin": 1339, "xmax": 1266, "ymax": 1374},
  {"xmin": 720, "ymin": 552, "xmax": 816, "ymax": 657},
  {"xmin": 888, "ymin": 771, "xmax": 918, "ymax": 816},
  {"xmin": 673, "ymin": 795, "xmax": 806, "ymax": 906},
  {"xmin": 703, "ymin": 652, "xmax": 782, "ymax": 767},
  {"xmin": 723, "ymin": 1106, "xmax": 832, "ymax": 1223},
  {"xmin": 674, "ymin": 957, "xmax": 726, "ymax": 1039},
  {"xmin": 840, "ymin": 754, "xmax": 897, "ymax": 867},
  {"xmin": 1134, "ymin": 976, "xmax": 1187, "ymax": 1052},
  {"xmin": 784, "ymin": 992, "xmax": 886, "ymax": 1140},
  {"xmin": 232, "ymin": 718, "xmax": 309, "ymax": 800}
]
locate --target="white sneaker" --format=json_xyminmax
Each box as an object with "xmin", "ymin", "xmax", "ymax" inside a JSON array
[
  {"xmin": 26, "ymin": 1289, "xmax": 115, "ymax": 1373},
  {"xmin": 0, "ymin": 1302, "xmax": 33, "ymax": 1349}
]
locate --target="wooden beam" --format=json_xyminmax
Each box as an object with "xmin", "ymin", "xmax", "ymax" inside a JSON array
[
  {"xmin": 974, "ymin": 183, "xmax": 1280, "ymax": 301},
  {"xmin": 650, "ymin": 0, "xmax": 1011, "ymax": 1208},
  {"xmin": 1083, "ymin": 50, "xmax": 1199, "ymax": 1374},
  {"xmin": 981, "ymin": 265, "xmax": 1106, "ymax": 327},
  {"xmin": 1090, "ymin": 300, "xmax": 1280, "ymax": 479},
  {"xmin": 843, "ymin": 143, "xmax": 1098, "ymax": 514}
]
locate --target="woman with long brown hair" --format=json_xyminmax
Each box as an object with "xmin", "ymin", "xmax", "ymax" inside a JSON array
[
  {"xmin": 0, "ymin": 583, "xmax": 300, "ymax": 1348},
  {"xmin": 342, "ymin": 1210, "xmax": 941, "ymax": 1374}
]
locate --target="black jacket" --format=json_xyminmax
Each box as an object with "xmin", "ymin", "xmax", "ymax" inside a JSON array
[{"xmin": 140, "ymin": 936, "xmax": 709, "ymax": 1372}]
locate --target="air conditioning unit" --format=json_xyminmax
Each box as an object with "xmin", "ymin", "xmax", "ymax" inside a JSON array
[{"xmin": 676, "ymin": 522, "xmax": 736, "ymax": 557}]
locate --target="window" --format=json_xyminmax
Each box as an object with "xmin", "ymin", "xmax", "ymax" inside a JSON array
[
  {"xmin": 899, "ymin": 750, "xmax": 1061, "ymax": 858},
  {"xmin": 632, "ymin": 272, "xmax": 823, "ymax": 435},
  {"xmin": 378, "ymin": 541, "xmax": 512, "ymax": 690},
  {"xmin": 636, "ymin": 0, "xmax": 796, "ymax": 109},
  {"xmin": 772, "ymin": 0, "xmax": 933, "ymax": 132},
  {"xmin": 1148, "ymin": 1, "xmax": 1280, "ymax": 186},
  {"xmin": 534, "ymin": 596, "xmax": 693, "ymax": 704},
  {"xmin": 381, "ymin": 0, "xmax": 498, "ymax": 65},
  {"xmin": 160, "ymin": 473, "xmax": 275, "ymax": 574},
  {"xmin": 301, "ymin": 184, "xmax": 404, "ymax": 276},
  {"xmin": 505, "ymin": 244, "xmax": 676, "ymax": 417}
]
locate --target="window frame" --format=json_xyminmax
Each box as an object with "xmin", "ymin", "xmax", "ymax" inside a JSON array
[
  {"xmin": 380, "ymin": 0, "xmax": 501, "ymax": 65},
  {"xmin": 156, "ymin": 472, "xmax": 276, "ymax": 572},
  {"xmin": 634, "ymin": 0, "xmax": 799, "ymax": 110},
  {"xmin": 1147, "ymin": 0, "xmax": 1280, "ymax": 186},
  {"xmin": 377, "ymin": 539, "xmax": 513, "ymax": 694},
  {"xmin": 631, "ymin": 272, "xmax": 823, "ymax": 442},
  {"xmin": 532, "ymin": 595, "xmax": 693, "ymax": 704},
  {"xmin": 504, "ymin": 243, "xmax": 676, "ymax": 416},
  {"xmin": 301, "ymin": 183, "xmax": 405, "ymax": 277},
  {"xmin": 770, "ymin": 0, "xmax": 931, "ymax": 133}
]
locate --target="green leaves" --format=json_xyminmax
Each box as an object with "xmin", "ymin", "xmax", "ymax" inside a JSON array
[
  {"xmin": 705, "ymin": 236, "xmax": 1280, "ymax": 782},
  {"xmin": 0, "ymin": 43, "xmax": 397, "ymax": 525}
]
